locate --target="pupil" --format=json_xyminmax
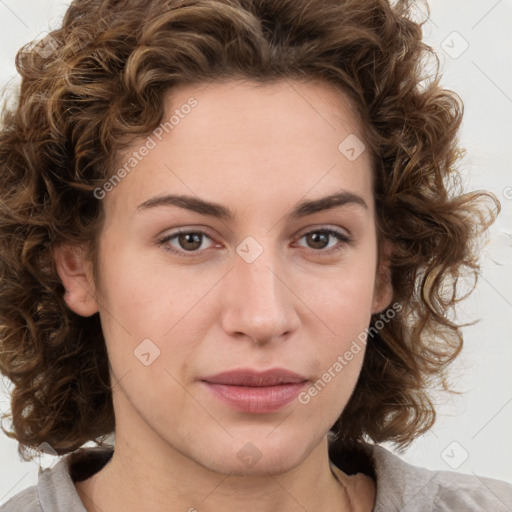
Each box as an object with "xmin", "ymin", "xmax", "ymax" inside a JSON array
[
  {"xmin": 309, "ymin": 232, "xmax": 328, "ymax": 249},
  {"xmin": 180, "ymin": 233, "xmax": 202, "ymax": 251}
]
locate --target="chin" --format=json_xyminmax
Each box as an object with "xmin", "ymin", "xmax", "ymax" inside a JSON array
[
  {"xmin": 201, "ymin": 450, "xmax": 304, "ymax": 477},
  {"xmin": 190, "ymin": 429, "xmax": 319, "ymax": 477}
]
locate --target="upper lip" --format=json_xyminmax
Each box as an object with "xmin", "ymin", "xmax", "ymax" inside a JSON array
[{"xmin": 201, "ymin": 368, "xmax": 308, "ymax": 387}]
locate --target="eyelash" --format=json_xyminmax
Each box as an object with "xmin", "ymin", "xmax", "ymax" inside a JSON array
[{"xmin": 157, "ymin": 228, "xmax": 352, "ymax": 258}]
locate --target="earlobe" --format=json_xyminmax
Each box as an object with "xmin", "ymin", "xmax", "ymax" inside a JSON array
[
  {"xmin": 53, "ymin": 244, "xmax": 99, "ymax": 317},
  {"xmin": 371, "ymin": 239, "xmax": 394, "ymax": 314}
]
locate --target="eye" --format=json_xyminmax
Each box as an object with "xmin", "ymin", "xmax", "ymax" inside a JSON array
[
  {"xmin": 157, "ymin": 227, "xmax": 352, "ymax": 258},
  {"xmin": 295, "ymin": 228, "xmax": 351, "ymax": 255},
  {"xmin": 158, "ymin": 229, "xmax": 216, "ymax": 257}
]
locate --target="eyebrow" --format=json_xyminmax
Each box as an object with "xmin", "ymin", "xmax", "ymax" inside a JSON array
[{"xmin": 136, "ymin": 190, "xmax": 368, "ymax": 221}]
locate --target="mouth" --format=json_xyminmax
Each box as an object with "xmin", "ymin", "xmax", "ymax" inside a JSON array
[{"xmin": 200, "ymin": 368, "xmax": 308, "ymax": 414}]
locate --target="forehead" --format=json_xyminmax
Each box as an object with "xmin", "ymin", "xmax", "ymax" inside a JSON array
[
  {"xmin": 105, "ymin": 79, "xmax": 373, "ymax": 220},
  {"xmin": 159, "ymin": 78, "xmax": 366, "ymax": 151}
]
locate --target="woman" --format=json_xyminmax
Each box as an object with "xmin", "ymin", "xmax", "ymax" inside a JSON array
[{"xmin": 0, "ymin": 0, "xmax": 510, "ymax": 510}]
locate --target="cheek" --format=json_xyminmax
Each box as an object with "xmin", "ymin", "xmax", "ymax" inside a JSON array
[
  {"xmin": 95, "ymin": 239, "xmax": 177, "ymax": 331},
  {"xmin": 94, "ymin": 243, "xmax": 213, "ymax": 377},
  {"xmin": 303, "ymin": 257, "xmax": 377, "ymax": 333},
  {"xmin": 296, "ymin": 339, "xmax": 366, "ymax": 430},
  {"xmin": 297, "ymin": 252, "xmax": 377, "ymax": 400}
]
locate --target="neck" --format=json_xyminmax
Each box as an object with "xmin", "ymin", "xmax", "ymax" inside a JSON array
[{"xmin": 75, "ymin": 432, "xmax": 357, "ymax": 512}]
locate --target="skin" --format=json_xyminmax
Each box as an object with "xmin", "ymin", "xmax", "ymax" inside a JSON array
[{"xmin": 54, "ymin": 79, "xmax": 393, "ymax": 512}]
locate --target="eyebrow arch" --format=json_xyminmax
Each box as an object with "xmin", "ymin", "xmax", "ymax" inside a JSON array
[{"xmin": 136, "ymin": 190, "xmax": 368, "ymax": 221}]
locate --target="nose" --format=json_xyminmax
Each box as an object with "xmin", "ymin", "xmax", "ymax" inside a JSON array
[{"xmin": 219, "ymin": 243, "xmax": 300, "ymax": 345}]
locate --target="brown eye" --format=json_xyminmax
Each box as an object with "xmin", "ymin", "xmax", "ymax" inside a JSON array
[
  {"xmin": 176, "ymin": 232, "xmax": 203, "ymax": 251},
  {"xmin": 296, "ymin": 228, "xmax": 351, "ymax": 254},
  {"xmin": 305, "ymin": 232, "xmax": 331, "ymax": 250},
  {"xmin": 158, "ymin": 230, "xmax": 214, "ymax": 256}
]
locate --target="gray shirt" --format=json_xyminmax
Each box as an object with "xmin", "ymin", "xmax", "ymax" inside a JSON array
[{"xmin": 1, "ymin": 443, "xmax": 511, "ymax": 511}]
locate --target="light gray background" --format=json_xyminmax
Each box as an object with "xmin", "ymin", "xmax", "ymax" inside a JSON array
[{"xmin": 1, "ymin": 0, "xmax": 511, "ymax": 505}]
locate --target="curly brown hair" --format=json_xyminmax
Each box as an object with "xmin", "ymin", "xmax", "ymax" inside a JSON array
[{"xmin": 0, "ymin": 0, "xmax": 499, "ymax": 461}]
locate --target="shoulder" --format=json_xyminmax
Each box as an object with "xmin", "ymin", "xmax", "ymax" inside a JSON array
[
  {"xmin": 365, "ymin": 444, "xmax": 512, "ymax": 512},
  {"xmin": 0, "ymin": 447, "xmax": 113, "ymax": 512},
  {"xmin": 0, "ymin": 485, "xmax": 41, "ymax": 512}
]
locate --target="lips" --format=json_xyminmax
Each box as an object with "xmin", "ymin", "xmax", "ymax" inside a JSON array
[
  {"xmin": 201, "ymin": 368, "xmax": 308, "ymax": 414},
  {"xmin": 202, "ymin": 368, "xmax": 308, "ymax": 386}
]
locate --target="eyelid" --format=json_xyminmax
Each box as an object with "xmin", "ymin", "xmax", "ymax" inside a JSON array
[{"xmin": 295, "ymin": 223, "xmax": 351, "ymax": 239}]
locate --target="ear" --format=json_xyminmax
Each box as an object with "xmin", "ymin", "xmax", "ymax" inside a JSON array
[
  {"xmin": 53, "ymin": 244, "xmax": 99, "ymax": 317},
  {"xmin": 371, "ymin": 239, "xmax": 394, "ymax": 314}
]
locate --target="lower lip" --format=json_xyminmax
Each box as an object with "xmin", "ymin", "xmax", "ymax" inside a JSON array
[{"xmin": 202, "ymin": 381, "xmax": 307, "ymax": 414}]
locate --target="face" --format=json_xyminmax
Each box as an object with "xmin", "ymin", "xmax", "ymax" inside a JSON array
[{"xmin": 59, "ymin": 79, "xmax": 392, "ymax": 476}]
